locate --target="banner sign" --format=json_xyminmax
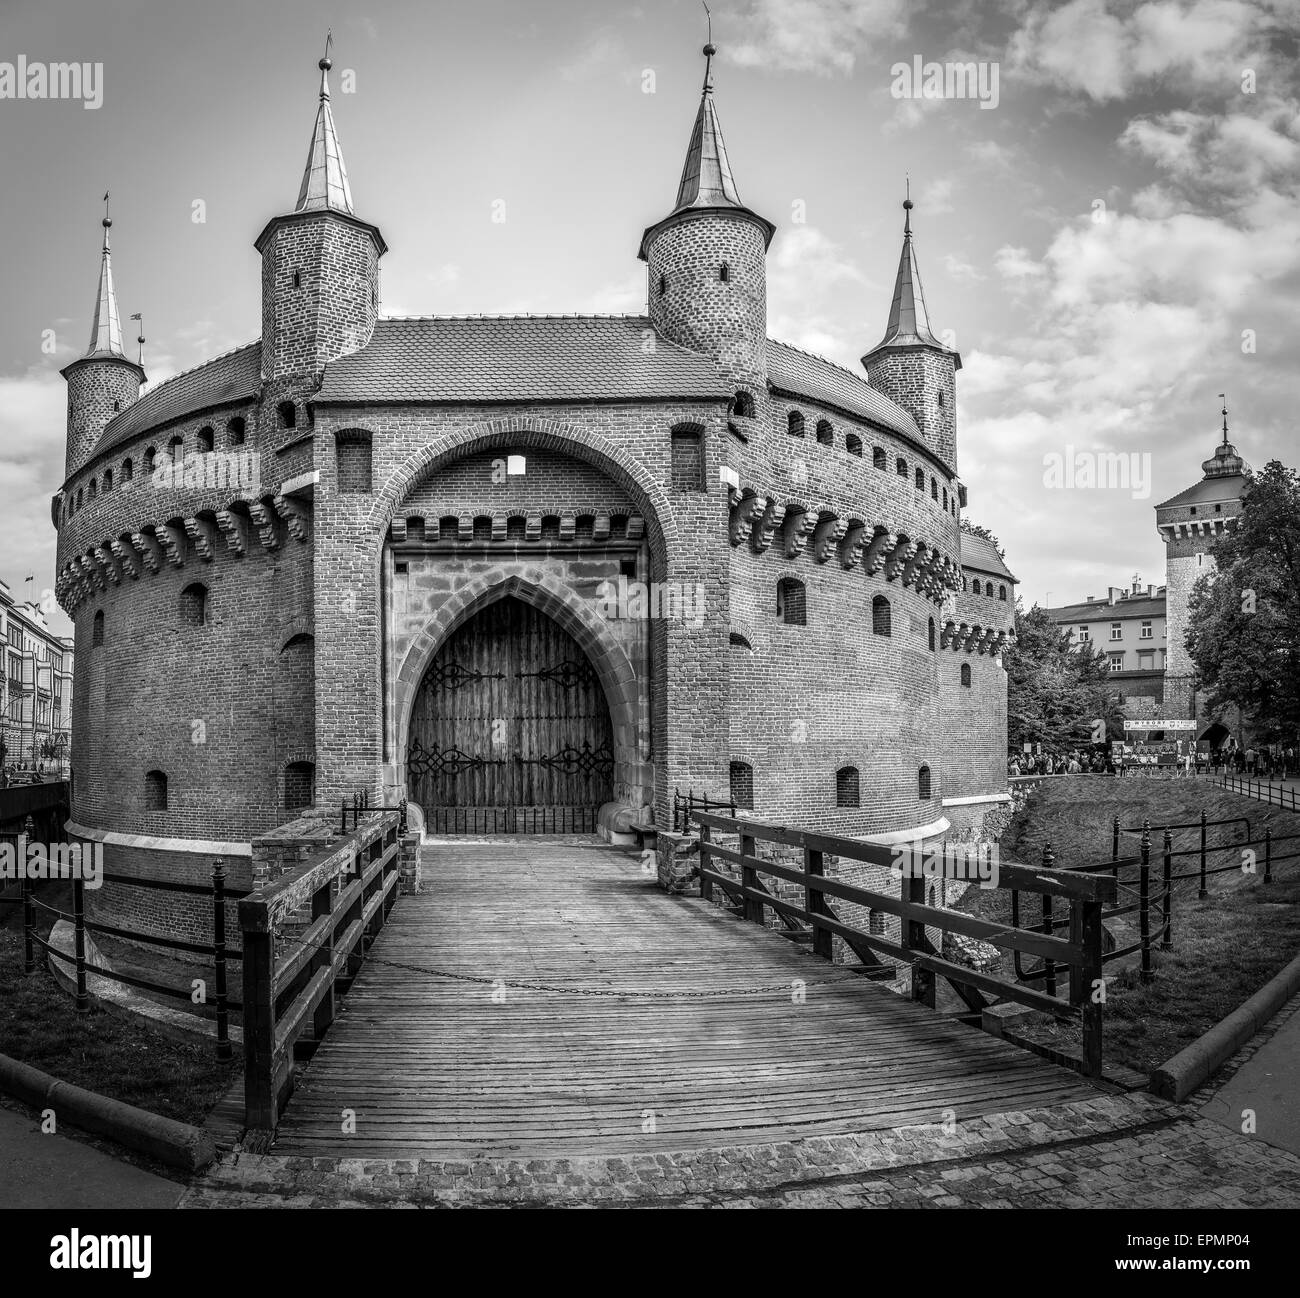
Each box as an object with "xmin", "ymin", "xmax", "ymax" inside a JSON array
[{"xmin": 1123, "ymin": 719, "xmax": 1197, "ymax": 731}]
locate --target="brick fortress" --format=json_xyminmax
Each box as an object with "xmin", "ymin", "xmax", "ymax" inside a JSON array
[{"xmin": 52, "ymin": 44, "xmax": 1016, "ymax": 938}]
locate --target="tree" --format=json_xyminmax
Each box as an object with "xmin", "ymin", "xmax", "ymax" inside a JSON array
[
  {"xmin": 960, "ymin": 517, "xmax": 1006, "ymax": 560},
  {"xmin": 1186, "ymin": 460, "xmax": 1300, "ymax": 742},
  {"xmin": 1004, "ymin": 605, "xmax": 1125, "ymax": 753}
]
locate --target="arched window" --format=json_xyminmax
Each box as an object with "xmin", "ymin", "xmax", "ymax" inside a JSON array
[
  {"xmin": 167, "ymin": 435, "xmax": 183, "ymax": 465},
  {"xmin": 658, "ymin": 274, "xmax": 668, "ymax": 297},
  {"xmin": 931, "ymin": 478, "xmax": 938, "ymax": 499},
  {"xmin": 335, "ymin": 430, "xmax": 373, "ymax": 492},
  {"xmin": 836, "ymin": 766, "xmax": 860, "ymax": 808},
  {"xmin": 846, "ymin": 434, "xmax": 862, "ymax": 457},
  {"xmin": 732, "ymin": 390, "xmax": 755, "ymax": 418},
  {"xmin": 999, "ymin": 584, "xmax": 1008, "ymax": 601},
  {"xmin": 872, "ymin": 595, "xmax": 891, "ymax": 637},
  {"xmin": 928, "ymin": 617, "xmax": 936, "ymax": 651},
  {"xmin": 720, "ymin": 262, "xmax": 730, "ymax": 282},
  {"xmin": 872, "ymin": 446, "xmax": 887, "ymax": 470},
  {"xmin": 942, "ymin": 487, "xmax": 948, "ymax": 509},
  {"xmin": 122, "ymin": 458, "xmax": 133, "ymax": 483},
  {"xmin": 143, "ymin": 447, "xmax": 156, "ymax": 473},
  {"xmin": 729, "ymin": 761, "xmax": 754, "ymax": 810},
  {"xmin": 915, "ymin": 467, "xmax": 925, "ymax": 490},
  {"xmin": 179, "ymin": 583, "xmax": 208, "ymax": 627},
  {"xmin": 961, "ymin": 662, "xmax": 972, "ymax": 687},
  {"xmin": 670, "ymin": 424, "xmax": 705, "ymax": 491},
  {"xmin": 284, "ymin": 761, "xmax": 315, "ymax": 811},
  {"xmin": 729, "ymin": 632, "xmax": 752, "ymax": 649},
  {"xmin": 91, "ymin": 610, "xmax": 104, "ymax": 646},
  {"xmin": 197, "ymin": 426, "xmax": 214, "ymax": 453},
  {"xmin": 788, "ymin": 410, "xmax": 805, "ymax": 438},
  {"xmin": 277, "ymin": 400, "xmax": 297, "ymax": 430},
  {"xmin": 896, "ymin": 457, "xmax": 907, "ymax": 477},
  {"xmin": 918, "ymin": 765, "xmax": 932, "ymax": 800},
  {"xmin": 228, "ymin": 416, "xmax": 246, "ymax": 447},
  {"xmin": 103, "ymin": 469, "xmax": 113, "ymax": 492},
  {"xmin": 76, "ymin": 489, "xmax": 83, "ymax": 510},
  {"xmin": 815, "ymin": 419, "xmax": 833, "ymax": 446},
  {"xmin": 406, "ymin": 516, "xmax": 426, "ymax": 543},
  {"xmin": 776, "ymin": 577, "xmax": 806, "ymax": 626},
  {"xmin": 145, "ymin": 770, "xmax": 168, "ymax": 811},
  {"xmin": 87, "ymin": 480, "xmax": 97, "ymax": 501}
]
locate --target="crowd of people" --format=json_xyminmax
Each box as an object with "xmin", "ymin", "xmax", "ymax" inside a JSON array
[{"xmin": 1008, "ymin": 742, "xmax": 1297, "ymax": 780}]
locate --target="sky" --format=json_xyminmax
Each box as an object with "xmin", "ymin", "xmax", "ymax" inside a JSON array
[{"xmin": 1, "ymin": 0, "xmax": 1297, "ymax": 637}]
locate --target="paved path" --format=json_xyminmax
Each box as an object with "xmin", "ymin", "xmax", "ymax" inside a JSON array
[
  {"xmin": 268, "ymin": 841, "xmax": 1098, "ymax": 1160},
  {"xmin": 0, "ymin": 1099, "xmax": 183, "ymax": 1209},
  {"xmin": 1199, "ymin": 991, "xmax": 1300, "ymax": 1158}
]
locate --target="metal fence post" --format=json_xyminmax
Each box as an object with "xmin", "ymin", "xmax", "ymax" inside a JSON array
[
  {"xmin": 698, "ymin": 821, "xmax": 713, "ymax": 902},
  {"xmin": 740, "ymin": 829, "xmax": 762, "ymax": 925},
  {"xmin": 1199, "ymin": 810, "xmax": 1208, "ymax": 899},
  {"xmin": 1264, "ymin": 827, "xmax": 1272, "ymax": 885},
  {"xmin": 1041, "ymin": 843, "xmax": 1057, "ymax": 998},
  {"xmin": 1139, "ymin": 820, "xmax": 1153, "ymax": 984},
  {"xmin": 72, "ymin": 875, "xmax": 89, "ymax": 1013},
  {"xmin": 212, "ymin": 859, "xmax": 231, "ymax": 1061},
  {"xmin": 1112, "ymin": 815, "xmax": 1120, "ymax": 863},
  {"xmin": 1161, "ymin": 829, "xmax": 1173, "ymax": 951}
]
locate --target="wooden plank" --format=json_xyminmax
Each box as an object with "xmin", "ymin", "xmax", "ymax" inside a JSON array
[{"xmin": 912, "ymin": 952, "xmax": 1079, "ymax": 1018}]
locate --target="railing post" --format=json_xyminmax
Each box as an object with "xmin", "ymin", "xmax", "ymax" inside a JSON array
[
  {"xmin": 212, "ymin": 859, "xmax": 231, "ymax": 1061},
  {"xmin": 740, "ymin": 829, "xmax": 762, "ymax": 925},
  {"xmin": 1161, "ymin": 829, "xmax": 1173, "ymax": 951},
  {"xmin": 902, "ymin": 868, "xmax": 934, "ymax": 1009},
  {"xmin": 698, "ymin": 821, "xmax": 713, "ymax": 902},
  {"xmin": 21, "ymin": 867, "xmax": 34, "ymax": 975},
  {"xmin": 1199, "ymin": 810, "xmax": 1208, "ymax": 899},
  {"xmin": 1070, "ymin": 893, "xmax": 1104, "ymax": 1079},
  {"xmin": 805, "ymin": 847, "xmax": 831, "ymax": 959},
  {"xmin": 1139, "ymin": 820, "xmax": 1153, "ymax": 984},
  {"xmin": 241, "ymin": 910, "xmax": 276, "ymax": 1133},
  {"xmin": 1111, "ymin": 815, "xmax": 1120, "ymax": 863},
  {"xmin": 1264, "ymin": 826, "xmax": 1273, "ymax": 885},
  {"xmin": 1041, "ymin": 843, "xmax": 1057, "ymax": 998},
  {"xmin": 72, "ymin": 875, "xmax": 89, "ymax": 1013},
  {"xmin": 311, "ymin": 875, "xmax": 336, "ymax": 1039}
]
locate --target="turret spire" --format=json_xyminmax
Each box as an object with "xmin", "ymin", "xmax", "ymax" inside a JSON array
[
  {"xmin": 295, "ymin": 32, "xmax": 354, "ymax": 215},
  {"xmin": 871, "ymin": 187, "xmax": 944, "ymax": 352},
  {"xmin": 673, "ymin": 41, "xmax": 742, "ymax": 212},
  {"xmin": 86, "ymin": 193, "xmax": 125, "ymax": 358}
]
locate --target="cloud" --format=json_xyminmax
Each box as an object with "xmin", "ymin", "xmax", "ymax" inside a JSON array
[
  {"xmin": 768, "ymin": 225, "xmax": 870, "ymax": 366},
  {"xmin": 730, "ymin": 0, "xmax": 909, "ymax": 76},
  {"xmin": 942, "ymin": 252, "xmax": 986, "ymax": 282},
  {"xmin": 558, "ymin": 28, "xmax": 629, "ymax": 83},
  {"xmin": 1008, "ymin": 0, "xmax": 1273, "ymax": 102}
]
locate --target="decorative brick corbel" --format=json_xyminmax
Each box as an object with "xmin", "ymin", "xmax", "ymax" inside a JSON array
[
  {"xmin": 838, "ymin": 522, "xmax": 868, "ymax": 569},
  {"xmin": 728, "ymin": 492, "xmax": 765, "ymax": 547},
  {"xmin": 812, "ymin": 515, "xmax": 845, "ymax": 563},
  {"xmin": 491, "ymin": 514, "xmax": 507, "ymax": 542},
  {"xmin": 862, "ymin": 527, "xmax": 894, "ymax": 576},
  {"xmin": 184, "ymin": 515, "xmax": 220, "ymax": 561},
  {"xmin": 157, "ymin": 522, "xmax": 187, "ymax": 567},
  {"xmin": 526, "ymin": 514, "xmax": 542, "ymax": 541},
  {"xmin": 626, "ymin": 515, "xmax": 645, "ymax": 542},
  {"xmin": 750, "ymin": 498, "xmax": 781, "ymax": 553},
  {"xmin": 131, "ymin": 531, "xmax": 163, "ymax": 574},
  {"xmin": 458, "ymin": 513, "xmax": 473, "ymax": 541},
  {"xmin": 781, "ymin": 507, "xmax": 816, "ymax": 559},
  {"xmin": 559, "ymin": 513, "xmax": 575, "ymax": 541},
  {"xmin": 901, "ymin": 542, "xmax": 931, "ymax": 588},
  {"xmin": 248, "ymin": 501, "xmax": 280, "ymax": 552},
  {"xmin": 884, "ymin": 536, "xmax": 917, "ymax": 581},
  {"xmin": 216, "ymin": 510, "xmax": 250, "ymax": 558},
  {"xmin": 78, "ymin": 554, "xmax": 104, "ymax": 591},
  {"xmin": 93, "ymin": 546, "xmax": 121, "ymax": 586},
  {"xmin": 593, "ymin": 514, "xmax": 611, "ymax": 541},
  {"xmin": 109, "ymin": 538, "xmax": 140, "ymax": 580}
]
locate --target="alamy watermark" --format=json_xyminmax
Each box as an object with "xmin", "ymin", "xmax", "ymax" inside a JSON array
[
  {"xmin": 0, "ymin": 835, "xmax": 103, "ymax": 888},
  {"xmin": 151, "ymin": 450, "xmax": 260, "ymax": 492},
  {"xmin": 890, "ymin": 840, "xmax": 1000, "ymax": 889},
  {"xmin": 890, "ymin": 57, "xmax": 999, "ymax": 110},
  {"xmin": 0, "ymin": 57, "xmax": 103, "ymax": 109},
  {"xmin": 1043, "ymin": 447, "xmax": 1151, "ymax": 501},
  {"xmin": 596, "ymin": 576, "xmax": 705, "ymax": 627}
]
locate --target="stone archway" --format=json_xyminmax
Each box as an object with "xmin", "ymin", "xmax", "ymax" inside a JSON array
[{"xmin": 393, "ymin": 567, "xmax": 650, "ymax": 832}]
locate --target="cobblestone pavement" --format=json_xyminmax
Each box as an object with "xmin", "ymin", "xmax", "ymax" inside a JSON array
[{"xmin": 180, "ymin": 1092, "xmax": 1300, "ymax": 1209}]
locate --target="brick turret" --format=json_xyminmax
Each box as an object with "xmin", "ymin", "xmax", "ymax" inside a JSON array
[
  {"xmin": 255, "ymin": 42, "xmax": 386, "ymax": 383},
  {"xmin": 638, "ymin": 43, "xmax": 774, "ymax": 392},
  {"xmin": 862, "ymin": 194, "xmax": 960, "ymax": 474},
  {"xmin": 61, "ymin": 210, "xmax": 145, "ymax": 478}
]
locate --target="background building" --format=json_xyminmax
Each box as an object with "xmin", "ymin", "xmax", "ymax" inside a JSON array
[{"xmin": 0, "ymin": 580, "xmax": 74, "ymax": 777}]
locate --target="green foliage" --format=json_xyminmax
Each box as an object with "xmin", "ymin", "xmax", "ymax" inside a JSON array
[
  {"xmin": 1004, "ymin": 605, "xmax": 1125, "ymax": 752},
  {"xmin": 1186, "ymin": 460, "xmax": 1300, "ymax": 742}
]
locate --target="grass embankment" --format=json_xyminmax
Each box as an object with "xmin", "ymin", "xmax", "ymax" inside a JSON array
[
  {"xmin": 0, "ymin": 888, "xmax": 238, "ymax": 1126},
  {"xmin": 964, "ymin": 777, "xmax": 1300, "ymax": 1074}
]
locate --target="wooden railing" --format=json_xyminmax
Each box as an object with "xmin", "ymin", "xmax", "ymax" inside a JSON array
[
  {"xmin": 239, "ymin": 811, "xmax": 403, "ymax": 1134},
  {"xmin": 695, "ymin": 811, "xmax": 1116, "ymax": 1078}
]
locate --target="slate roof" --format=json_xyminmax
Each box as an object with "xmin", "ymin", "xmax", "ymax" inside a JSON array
[
  {"xmin": 90, "ymin": 342, "xmax": 261, "ymax": 461},
  {"xmin": 1154, "ymin": 475, "xmax": 1247, "ymax": 511},
  {"xmin": 314, "ymin": 316, "xmax": 731, "ymax": 406},
  {"xmin": 960, "ymin": 531, "xmax": 1018, "ymax": 583},
  {"xmin": 766, "ymin": 340, "xmax": 921, "ymax": 441},
  {"xmin": 1045, "ymin": 596, "xmax": 1166, "ymax": 622}
]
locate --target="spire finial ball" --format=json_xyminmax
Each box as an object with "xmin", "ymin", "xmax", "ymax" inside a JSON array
[
  {"xmin": 319, "ymin": 56, "xmax": 332, "ymax": 71},
  {"xmin": 102, "ymin": 216, "xmax": 112, "ymax": 228},
  {"xmin": 703, "ymin": 42, "xmax": 716, "ymax": 56},
  {"xmin": 903, "ymin": 198, "xmax": 914, "ymax": 210}
]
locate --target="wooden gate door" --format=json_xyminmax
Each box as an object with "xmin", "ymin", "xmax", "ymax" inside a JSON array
[{"xmin": 408, "ymin": 596, "xmax": 615, "ymax": 834}]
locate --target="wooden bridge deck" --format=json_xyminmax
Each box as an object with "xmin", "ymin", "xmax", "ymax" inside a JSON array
[{"xmin": 272, "ymin": 841, "xmax": 1100, "ymax": 1159}]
